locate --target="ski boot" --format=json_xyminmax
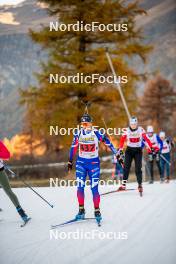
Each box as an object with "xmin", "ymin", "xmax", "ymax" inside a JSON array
[
  {"xmin": 165, "ymin": 177, "xmax": 170, "ymax": 183},
  {"xmin": 160, "ymin": 178, "xmax": 164, "ymax": 184},
  {"xmin": 94, "ymin": 208, "xmax": 102, "ymax": 226},
  {"xmin": 0, "ymin": 208, "xmax": 2, "ymax": 212},
  {"xmin": 138, "ymin": 184, "xmax": 143, "ymax": 197},
  {"xmin": 149, "ymin": 179, "xmax": 154, "ymax": 184},
  {"xmin": 16, "ymin": 206, "xmax": 30, "ymax": 223},
  {"xmin": 75, "ymin": 206, "xmax": 85, "ymax": 220}
]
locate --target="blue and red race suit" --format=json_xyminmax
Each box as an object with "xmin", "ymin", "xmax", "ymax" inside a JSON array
[{"xmin": 69, "ymin": 128, "xmax": 117, "ymax": 208}]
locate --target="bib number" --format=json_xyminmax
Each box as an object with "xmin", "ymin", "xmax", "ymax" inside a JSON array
[
  {"xmin": 129, "ymin": 138, "xmax": 140, "ymax": 143},
  {"xmin": 80, "ymin": 144, "xmax": 95, "ymax": 152}
]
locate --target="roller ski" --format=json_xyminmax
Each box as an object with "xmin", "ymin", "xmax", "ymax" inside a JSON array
[
  {"xmin": 51, "ymin": 206, "xmax": 99, "ymax": 229},
  {"xmin": 138, "ymin": 185, "xmax": 143, "ymax": 197},
  {"xmin": 51, "ymin": 217, "xmax": 97, "ymax": 229},
  {"xmin": 101, "ymin": 187, "xmax": 135, "ymax": 196}
]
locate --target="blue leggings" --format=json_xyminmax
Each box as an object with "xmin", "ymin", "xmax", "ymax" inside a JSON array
[{"xmin": 76, "ymin": 160, "xmax": 100, "ymax": 208}]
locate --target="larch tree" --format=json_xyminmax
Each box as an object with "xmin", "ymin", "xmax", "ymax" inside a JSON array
[
  {"xmin": 20, "ymin": 0, "xmax": 152, "ymax": 152},
  {"xmin": 139, "ymin": 75, "xmax": 176, "ymax": 134}
]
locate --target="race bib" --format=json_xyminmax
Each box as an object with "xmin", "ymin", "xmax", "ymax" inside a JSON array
[
  {"xmin": 80, "ymin": 143, "xmax": 95, "ymax": 152},
  {"xmin": 129, "ymin": 138, "xmax": 140, "ymax": 143}
]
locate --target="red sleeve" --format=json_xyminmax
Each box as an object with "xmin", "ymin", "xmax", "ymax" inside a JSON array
[
  {"xmin": 119, "ymin": 135, "xmax": 127, "ymax": 149},
  {"xmin": 142, "ymin": 133, "xmax": 153, "ymax": 149},
  {"xmin": 0, "ymin": 141, "xmax": 11, "ymax": 160}
]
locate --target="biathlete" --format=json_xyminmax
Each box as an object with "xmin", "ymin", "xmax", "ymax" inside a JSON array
[
  {"xmin": 0, "ymin": 140, "xmax": 29, "ymax": 223},
  {"xmin": 68, "ymin": 113, "xmax": 119, "ymax": 223},
  {"xmin": 145, "ymin": 126, "xmax": 163, "ymax": 183},
  {"xmin": 117, "ymin": 117, "xmax": 154, "ymax": 195},
  {"xmin": 159, "ymin": 131, "xmax": 173, "ymax": 183}
]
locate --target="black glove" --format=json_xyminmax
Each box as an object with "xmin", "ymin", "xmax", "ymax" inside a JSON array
[{"xmin": 68, "ymin": 160, "xmax": 73, "ymax": 171}]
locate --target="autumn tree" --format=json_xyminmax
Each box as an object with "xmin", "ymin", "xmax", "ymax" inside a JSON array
[
  {"xmin": 139, "ymin": 75, "xmax": 176, "ymax": 134},
  {"xmin": 21, "ymin": 0, "xmax": 152, "ymax": 151}
]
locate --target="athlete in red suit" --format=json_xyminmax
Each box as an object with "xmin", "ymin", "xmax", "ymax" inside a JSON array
[{"xmin": 117, "ymin": 117, "xmax": 153, "ymax": 194}]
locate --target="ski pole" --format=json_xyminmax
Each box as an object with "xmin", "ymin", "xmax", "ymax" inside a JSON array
[
  {"xmin": 160, "ymin": 154, "xmax": 171, "ymax": 166},
  {"xmin": 102, "ymin": 117, "xmax": 113, "ymax": 141},
  {"xmin": 105, "ymin": 48, "xmax": 131, "ymax": 121},
  {"xmin": 102, "ymin": 117, "xmax": 124, "ymax": 168},
  {"xmin": 4, "ymin": 165, "xmax": 54, "ymax": 208}
]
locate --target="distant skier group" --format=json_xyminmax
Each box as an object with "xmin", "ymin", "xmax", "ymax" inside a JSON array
[
  {"xmin": 0, "ymin": 113, "xmax": 174, "ymax": 226},
  {"xmin": 145, "ymin": 127, "xmax": 173, "ymax": 183},
  {"xmin": 113, "ymin": 123, "xmax": 173, "ymax": 184}
]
